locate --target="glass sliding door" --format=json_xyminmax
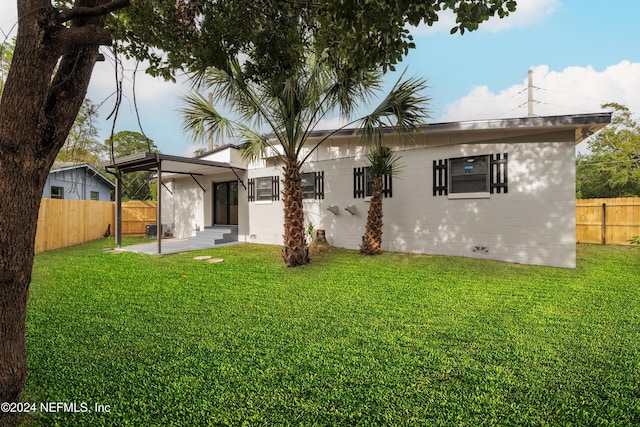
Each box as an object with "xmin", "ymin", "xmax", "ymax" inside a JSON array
[{"xmin": 214, "ymin": 181, "xmax": 238, "ymax": 225}]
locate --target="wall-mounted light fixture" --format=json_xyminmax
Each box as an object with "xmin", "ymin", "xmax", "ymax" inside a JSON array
[
  {"xmin": 327, "ymin": 205, "xmax": 339, "ymax": 215},
  {"xmin": 345, "ymin": 205, "xmax": 357, "ymax": 215}
]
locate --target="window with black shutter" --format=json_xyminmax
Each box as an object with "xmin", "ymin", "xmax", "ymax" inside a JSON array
[
  {"xmin": 353, "ymin": 167, "xmax": 392, "ymax": 198},
  {"xmin": 433, "ymin": 154, "xmax": 508, "ymax": 196},
  {"xmin": 248, "ymin": 176, "xmax": 280, "ymax": 202},
  {"xmin": 302, "ymin": 171, "xmax": 325, "ymax": 200}
]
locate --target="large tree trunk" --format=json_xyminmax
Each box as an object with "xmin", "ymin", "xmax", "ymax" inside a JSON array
[
  {"xmin": 360, "ymin": 176, "xmax": 384, "ymax": 255},
  {"xmin": 0, "ymin": 0, "xmax": 124, "ymax": 411},
  {"xmin": 281, "ymin": 159, "xmax": 309, "ymax": 266}
]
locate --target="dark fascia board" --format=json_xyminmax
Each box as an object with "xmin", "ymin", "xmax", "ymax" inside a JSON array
[
  {"xmin": 103, "ymin": 152, "xmax": 246, "ymax": 174},
  {"xmin": 50, "ymin": 163, "xmax": 115, "ymax": 189},
  {"xmin": 419, "ymin": 112, "xmax": 613, "ymax": 133},
  {"xmin": 292, "ymin": 112, "xmax": 613, "ymax": 140}
]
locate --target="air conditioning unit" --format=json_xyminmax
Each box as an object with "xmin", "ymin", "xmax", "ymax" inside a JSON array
[{"xmin": 145, "ymin": 224, "xmax": 170, "ymax": 238}]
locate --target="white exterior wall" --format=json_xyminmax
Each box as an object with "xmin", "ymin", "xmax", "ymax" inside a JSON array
[
  {"xmin": 246, "ymin": 164, "xmax": 285, "ymax": 245},
  {"xmin": 161, "ymin": 177, "xmax": 205, "ymax": 238},
  {"xmin": 161, "ymin": 168, "xmax": 249, "ymax": 241},
  {"xmin": 246, "ymin": 131, "xmax": 577, "ymax": 268}
]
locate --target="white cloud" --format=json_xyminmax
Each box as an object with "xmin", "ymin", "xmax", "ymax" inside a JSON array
[
  {"xmin": 440, "ymin": 60, "xmax": 640, "ymax": 122},
  {"xmin": 410, "ymin": 0, "xmax": 559, "ymax": 36}
]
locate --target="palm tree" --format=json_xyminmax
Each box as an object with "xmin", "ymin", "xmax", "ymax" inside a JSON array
[
  {"xmin": 180, "ymin": 55, "xmax": 429, "ymax": 266},
  {"xmin": 360, "ymin": 144, "xmax": 401, "ymax": 255}
]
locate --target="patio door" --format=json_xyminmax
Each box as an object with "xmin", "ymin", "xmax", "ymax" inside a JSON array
[{"xmin": 213, "ymin": 181, "xmax": 238, "ymax": 225}]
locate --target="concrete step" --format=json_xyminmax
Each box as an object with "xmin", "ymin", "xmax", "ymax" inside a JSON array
[{"xmin": 189, "ymin": 226, "xmax": 238, "ymax": 245}]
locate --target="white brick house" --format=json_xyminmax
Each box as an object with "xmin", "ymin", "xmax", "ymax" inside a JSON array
[{"xmin": 108, "ymin": 113, "xmax": 611, "ymax": 268}]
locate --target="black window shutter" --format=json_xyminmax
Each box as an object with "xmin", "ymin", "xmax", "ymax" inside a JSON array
[
  {"xmin": 248, "ymin": 178, "xmax": 255, "ymax": 202},
  {"xmin": 315, "ymin": 171, "xmax": 324, "ymax": 199},
  {"xmin": 490, "ymin": 153, "xmax": 508, "ymax": 194},
  {"xmin": 433, "ymin": 159, "xmax": 448, "ymax": 196},
  {"xmin": 354, "ymin": 167, "xmax": 365, "ymax": 198},
  {"xmin": 271, "ymin": 176, "xmax": 280, "ymax": 201}
]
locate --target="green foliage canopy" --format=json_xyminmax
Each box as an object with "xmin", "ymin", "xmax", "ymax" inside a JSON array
[
  {"xmin": 576, "ymin": 103, "xmax": 640, "ymax": 199},
  {"xmin": 116, "ymin": 0, "xmax": 517, "ymax": 82},
  {"xmin": 108, "ymin": 131, "xmax": 159, "ymax": 201},
  {"xmin": 55, "ymin": 98, "xmax": 103, "ymax": 167}
]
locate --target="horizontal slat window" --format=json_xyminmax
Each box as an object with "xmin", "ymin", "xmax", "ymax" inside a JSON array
[
  {"xmin": 449, "ymin": 155, "xmax": 489, "ymax": 194},
  {"xmin": 433, "ymin": 153, "xmax": 508, "ymax": 197},
  {"xmin": 301, "ymin": 171, "xmax": 324, "ymax": 200},
  {"xmin": 248, "ymin": 176, "xmax": 279, "ymax": 202}
]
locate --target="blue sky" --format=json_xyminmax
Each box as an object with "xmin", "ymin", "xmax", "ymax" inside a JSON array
[{"xmin": 2, "ymin": 0, "xmax": 639, "ymax": 156}]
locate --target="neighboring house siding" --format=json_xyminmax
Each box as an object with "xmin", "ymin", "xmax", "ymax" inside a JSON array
[{"xmin": 44, "ymin": 166, "xmax": 114, "ymax": 201}]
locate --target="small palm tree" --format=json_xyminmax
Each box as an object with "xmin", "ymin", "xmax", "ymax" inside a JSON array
[
  {"xmin": 180, "ymin": 55, "xmax": 429, "ymax": 266},
  {"xmin": 360, "ymin": 144, "xmax": 401, "ymax": 255}
]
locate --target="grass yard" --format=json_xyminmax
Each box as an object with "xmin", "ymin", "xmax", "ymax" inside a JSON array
[{"xmin": 18, "ymin": 239, "xmax": 640, "ymax": 426}]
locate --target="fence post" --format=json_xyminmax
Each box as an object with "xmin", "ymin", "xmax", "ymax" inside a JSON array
[{"xmin": 601, "ymin": 203, "xmax": 607, "ymax": 245}]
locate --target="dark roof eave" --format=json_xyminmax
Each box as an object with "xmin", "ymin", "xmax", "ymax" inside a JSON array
[{"xmin": 279, "ymin": 112, "xmax": 613, "ymax": 140}]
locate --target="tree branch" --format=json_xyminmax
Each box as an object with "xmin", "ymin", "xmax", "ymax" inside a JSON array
[
  {"xmin": 52, "ymin": 26, "xmax": 113, "ymax": 52},
  {"xmin": 58, "ymin": 0, "xmax": 131, "ymax": 23}
]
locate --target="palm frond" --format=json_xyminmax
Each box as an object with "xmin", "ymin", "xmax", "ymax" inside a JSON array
[
  {"xmin": 328, "ymin": 66, "xmax": 383, "ymax": 119},
  {"xmin": 366, "ymin": 142, "xmax": 403, "ymax": 178},
  {"xmin": 237, "ymin": 125, "xmax": 272, "ymax": 162},
  {"xmin": 178, "ymin": 92, "xmax": 236, "ymax": 143},
  {"xmin": 361, "ymin": 72, "xmax": 430, "ymax": 143}
]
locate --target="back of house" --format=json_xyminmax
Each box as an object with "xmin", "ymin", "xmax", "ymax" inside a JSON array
[{"xmin": 152, "ymin": 112, "xmax": 611, "ymax": 268}]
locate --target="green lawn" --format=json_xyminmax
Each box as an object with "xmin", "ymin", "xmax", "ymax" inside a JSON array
[{"xmin": 19, "ymin": 240, "xmax": 640, "ymax": 426}]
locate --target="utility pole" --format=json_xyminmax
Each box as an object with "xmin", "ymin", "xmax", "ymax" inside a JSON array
[
  {"xmin": 527, "ymin": 69, "xmax": 534, "ymax": 117},
  {"xmin": 207, "ymin": 92, "xmax": 214, "ymax": 151}
]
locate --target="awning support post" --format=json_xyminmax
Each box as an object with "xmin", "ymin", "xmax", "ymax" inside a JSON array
[
  {"xmin": 115, "ymin": 169, "xmax": 122, "ymax": 248},
  {"xmin": 157, "ymin": 159, "xmax": 162, "ymax": 254}
]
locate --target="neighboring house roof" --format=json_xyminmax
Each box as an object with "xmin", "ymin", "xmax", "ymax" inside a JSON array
[{"xmin": 50, "ymin": 162, "xmax": 115, "ymax": 190}]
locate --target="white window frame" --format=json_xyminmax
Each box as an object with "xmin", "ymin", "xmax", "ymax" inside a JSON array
[
  {"xmin": 301, "ymin": 172, "xmax": 316, "ymax": 200},
  {"xmin": 255, "ymin": 177, "xmax": 273, "ymax": 202}
]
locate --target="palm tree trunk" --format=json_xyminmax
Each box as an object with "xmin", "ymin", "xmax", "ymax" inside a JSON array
[
  {"xmin": 360, "ymin": 176, "xmax": 384, "ymax": 255},
  {"xmin": 281, "ymin": 160, "xmax": 310, "ymax": 266}
]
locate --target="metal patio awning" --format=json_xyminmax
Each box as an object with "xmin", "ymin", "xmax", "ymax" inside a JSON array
[
  {"xmin": 104, "ymin": 152, "xmax": 246, "ymax": 254},
  {"xmin": 104, "ymin": 152, "xmax": 245, "ymax": 176}
]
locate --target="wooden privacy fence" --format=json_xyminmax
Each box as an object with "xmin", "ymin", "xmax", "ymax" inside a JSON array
[
  {"xmin": 576, "ymin": 197, "xmax": 640, "ymax": 245},
  {"xmin": 120, "ymin": 200, "xmax": 157, "ymax": 236},
  {"xmin": 36, "ymin": 199, "xmax": 114, "ymax": 253},
  {"xmin": 35, "ymin": 199, "xmax": 157, "ymax": 253}
]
